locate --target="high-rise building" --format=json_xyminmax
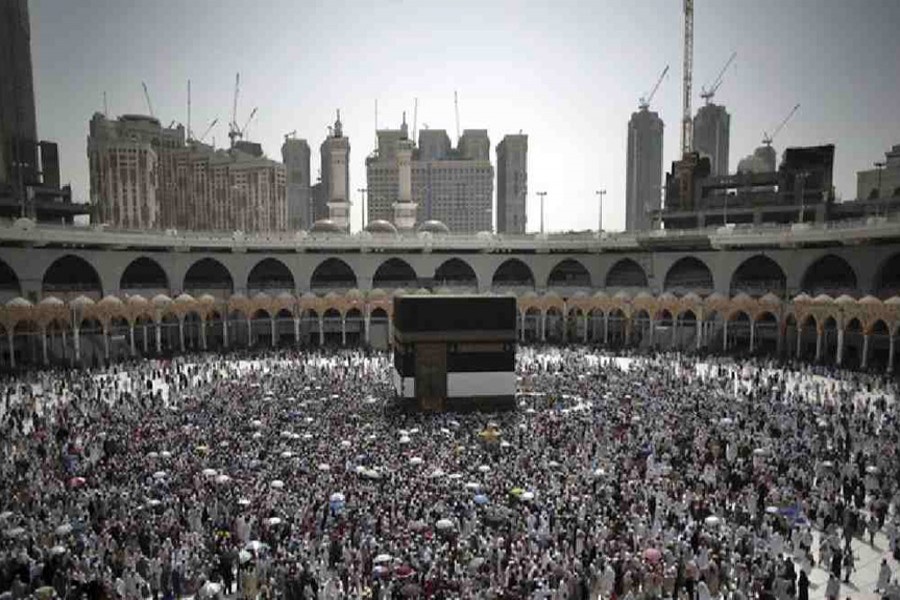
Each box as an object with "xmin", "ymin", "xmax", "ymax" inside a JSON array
[
  {"xmin": 857, "ymin": 144, "xmax": 900, "ymax": 200},
  {"xmin": 281, "ymin": 137, "xmax": 312, "ymax": 230},
  {"xmin": 316, "ymin": 111, "xmax": 350, "ymax": 229},
  {"xmin": 496, "ymin": 134, "xmax": 528, "ymax": 234},
  {"xmin": 88, "ymin": 113, "xmax": 286, "ymax": 232},
  {"xmin": 0, "ymin": 0, "xmax": 38, "ymax": 188},
  {"xmin": 626, "ymin": 108, "xmax": 664, "ymax": 231},
  {"xmin": 366, "ymin": 121, "xmax": 493, "ymax": 233},
  {"xmin": 693, "ymin": 104, "xmax": 730, "ymax": 176}
]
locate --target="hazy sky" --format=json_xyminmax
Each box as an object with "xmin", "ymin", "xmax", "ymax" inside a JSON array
[{"xmin": 29, "ymin": 0, "xmax": 900, "ymax": 232}]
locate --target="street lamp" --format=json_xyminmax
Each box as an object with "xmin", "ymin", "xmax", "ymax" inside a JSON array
[
  {"xmin": 536, "ymin": 191, "xmax": 547, "ymax": 234},
  {"xmin": 595, "ymin": 189, "xmax": 606, "ymax": 233},
  {"xmin": 357, "ymin": 188, "xmax": 367, "ymax": 229}
]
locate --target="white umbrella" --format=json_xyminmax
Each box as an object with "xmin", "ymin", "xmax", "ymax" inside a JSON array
[
  {"xmin": 440, "ymin": 428, "xmax": 451, "ymax": 435},
  {"xmin": 0, "ymin": 511, "xmax": 13, "ymax": 520},
  {"xmin": 719, "ymin": 417, "xmax": 733, "ymax": 426},
  {"xmin": 152, "ymin": 471, "xmax": 167, "ymax": 480},
  {"xmin": 409, "ymin": 457, "xmax": 424, "ymax": 466},
  {"xmin": 399, "ymin": 429, "xmax": 410, "ymax": 436},
  {"xmin": 50, "ymin": 545, "xmax": 67, "ymax": 555},
  {"xmin": 199, "ymin": 582, "xmax": 222, "ymax": 599},
  {"xmin": 500, "ymin": 441, "xmax": 512, "ymax": 449},
  {"xmin": 252, "ymin": 432, "xmax": 263, "ymax": 440},
  {"xmin": 520, "ymin": 491, "xmax": 535, "ymax": 501},
  {"xmin": 374, "ymin": 553, "xmax": 392, "ymax": 564},
  {"xmin": 330, "ymin": 493, "xmax": 346, "ymax": 503},
  {"xmin": 270, "ymin": 480, "xmax": 285, "ymax": 489},
  {"xmin": 866, "ymin": 465, "xmax": 879, "ymax": 474},
  {"xmin": 302, "ymin": 433, "xmax": 314, "ymax": 440},
  {"xmin": 290, "ymin": 433, "xmax": 301, "ymax": 440},
  {"xmin": 765, "ymin": 506, "xmax": 780, "ymax": 515},
  {"xmin": 147, "ymin": 451, "xmax": 159, "ymax": 458},
  {"xmin": 318, "ymin": 463, "xmax": 331, "ymax": 472},
  {"xmin": 429, "ymin": 469, "xmax": 445, "ymax": 478},
  {"xmin": 239, "ymin": 549, "xmax": 252, "ymax": 564},
  {"xmin": 464, "ymin": 482, "xmax": 481, "ymax": 491},
  {"xmin": 160, "ymin": 450, "xmax": 172, "ymax": 459},
  {"xmin": 593, "ymin": 468, "xmax": 607, "ymax": 477},
  {"xmin": 215, "ymin": 474, "xmax": 231, "ymax": 484},
  {"xmin": 410, "ymin": 428, "xmax": 420, "ymax": 434},
  {"xmin": 237, "ymin": 498, "xmax": 251, "ymax": 507},
  {"xmin": 147, "ymin": 499, "xmax": 162, "ymax": 507},
  {"xmin": 202, "ymin": 468, "xmax": 218, "ymax": 477},
  {"xmin": 821, "ymin": 460, "xmax": 834, "ymax": 469},
  {"xmin": 354, "ymin": 465, "xmax": 367, "ymax": 475},
  {"xmin": 447, "ymin": 473, "xmax": 463, "ymax": 480},
  {"xmin": 477, "ymin": 465, "xmax": 491, "ymax": 473},
  {"xmin": 55, "ymin": 524, "xmax": 72, "ymax": 536},
  {"xmin": 435, "ymin": 519, "xmax": 454, "ymax": 530},
  {"xmin": 245, "ymin": 540, "xmax": 266, "ymax": 552},
  {"xmin": 3, "ymin": 527, "xmax": 25, "ymax": 538},
  {"xmin": 280, "ymin": 431, "xmax": 293, "ymax": 439},
  {"xmin": 265, "ymin": 517, "xmax": 282, "ymax": 526},
  {"xmin": 250, "ymin": 420, "xmax": 263, "ymax": 428},
  {"xmin": 399, "ymin": 436, "xmax": 411, "ymax": 444},
  {"xmin": 219, "ymin": 441, "xmax": 230, "ymax": 448},
  {"xmin": 305, "ymin": 417, "xmax": 314, "ymax": 424},
  {"xmin": 280, "ymin": 451, "xmax": 294, "ymax": 459},
  {"xmin": 525, "ymin": 408, "xmax": 536, "ymax": 415},
  {"xmin": 704, "ymin": 515, "xmax": 721, "ymax": 526},
  {"xmin": 548, "ymin": 461, "xmax": 561, "ymax": 468},
  {"xmin": 753, "ymin": 448, "xmax": 767, "ymax": 456},
  {"xmin": 340, "ymin": 440, "xmax": 352, "ymax": 448}
]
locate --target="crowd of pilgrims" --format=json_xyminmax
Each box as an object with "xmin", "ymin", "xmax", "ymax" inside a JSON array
[{"xmin": 1, "ymin": 346, "xmax": 899, "ymax": 600}]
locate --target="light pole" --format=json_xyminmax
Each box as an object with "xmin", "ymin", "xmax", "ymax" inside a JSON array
[
  {"xmin": 536, "ymin": 191, "xmax": 547, "ymax": 234},
  {"xmin": 796, "ymin": 171, "xmax": 810, "ymax": 223},
  {"xmin": 595, "ymin": 189, "xmax": 606, "ymax": 233},
  {"xmin": 357, "ymin": 188, "xmax": 367, "ymax": 229}
]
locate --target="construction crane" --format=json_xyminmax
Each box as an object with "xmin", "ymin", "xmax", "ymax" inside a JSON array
[
  {"xmin": 241, "ymin": 107, "xmax": 258, "ymax": 139},
  {"xmin": 228, "ymin": 73, "xmax": 241, "ymax": 148},
  {"xmin": 412, "ymin": 98, "xmax": 418, "ymax": 145},
  {"xmin": 197, "ymin": 118, "xmax": 218, "ymax": 144},
  {"xmin": 454, "ymin": 91, "xmax": 460, "ymax": 143},
  {"xmin": 762, "ymin": 103, "xmax": 800, "ymax": 146},
  {"xmin": 141, "ymin": 82, "xmax": 155, "ymax": 118},
  {"xmin": 639, "ymin": 65, "xmax": 669, "ymax": 110},
  {"xmin": 284, "ymin": 130, "xmax": 297, "ymax": 141},
  {"xmin": 700, "ymin": 51, "xmax": 736, "ymax": 105},
  {"xmin": 680, "ymin": 0, "xmax": 694, "ymax": 156},
  {"xmin": 187, "ymin": 79, "xmax": 192, "ymax": 140}
]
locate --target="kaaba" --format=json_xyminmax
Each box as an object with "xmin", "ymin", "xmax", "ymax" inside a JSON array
[{"xmin": 392, "ymin": 295, "xmax": 517, "ymax": 412}]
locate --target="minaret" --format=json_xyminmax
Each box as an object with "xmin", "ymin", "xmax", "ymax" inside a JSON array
[
  {"xmin": 393, "ymin": 112, "xmax": 418, "ymax": 231},
  {"xmin": 325, "ymin": 109, "xmax": 352, "ymax": 231}
]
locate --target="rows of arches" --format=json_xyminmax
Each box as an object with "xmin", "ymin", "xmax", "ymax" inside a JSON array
[
  {"xmin": 7, "ymin": 252, "xmax": 899, "ymax": 301},
  {"xmin": 1, "ymin": 288, "xmax": 898, "ymax": 372}
]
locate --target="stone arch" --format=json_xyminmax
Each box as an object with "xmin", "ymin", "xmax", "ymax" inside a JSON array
[
  {"xmin": 605, "ymin": 258, "xmax": 648, "ymax": 289},
  {"xmin": 373, "ymin": 258, "xmax": 418, "ymax": 289},
  {"xmin": 0, "ymin": 258, "xmax": 21, "ymax": 299},
  {"xmin": 434, "ymin": 258, "xmax": 478, "ymax": 288},
  {"xmin": 730, "ymin": 255, "xmax": 787, "ymax": 297},
  {"xmin": 492, "ymin": 259, "xmax": 535, "ymax": 289},
  {"xmin": 800, "ymin": 254, "xmax": 857, "ymax": 296},
  {"xmin": 873, "ymin": 252, "xmax": 900, "ymax": 299},
  {"xmin": 120, "ymin": 256, "xmax": 169, "ymax": 291},
  {"xmin": 247, "ymin": 258, "xmax": 295, "ymax": 295},
  {"xmin": 310, "ymin": 258, "xmax": 357, "ymax": 291},
  {"xmin": 547, "ymin": 259, "xmax": 591, "ymax": 289},
  {"xmin": 183, "ymin": 258, "xmax": 234, "ymax": 295},
  {"xmin": 663, "ymin": 257, "xmax": 713, "ymax": 295},
  {"xmin": 42, "ymin": 255, "xmax": 102, "ymax": 298}
]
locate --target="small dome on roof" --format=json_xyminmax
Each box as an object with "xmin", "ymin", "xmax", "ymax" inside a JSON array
[
  {"xmin": 365, "ymin": 220, "xmax": 398, "ymax": 235},
  {"xmin": 417, "ymin": 220, "xmax": 450, "ymax": 235},
  {"xmin": 251, "ymin": 292, "xmax": 270, "ymax": 302},
  {"xmin": 858, "ymin": 295, "xmax": 881, "ymax": 305},
  {"xmin": 98, "ymin": 296, "xmax": 124, "ymax": 306},
  {"xmin": 885, "ymin": 296, "xmax": 900, "ymax": 305},
  {"xmin": 368, "ymin": 288, "xmax": 387, "ymax": 300},
  {"xmin": 658, "ymin": 292, "xmax": 676, "ymax": 301},
  {"xmin": 793, "ymin": 293, "xmax": 812, "ymax": 303},
  {"xmin": 346, "ymin": 289, "xmax": 363, "ymax": 300},
  {"xmin": 613, "ymin": 290, "xmax": 631, "ymax": 300},
  {"xmin": 174, "ymin": 293, "xmax": 195, "ymax": 303},
  {"xmin": 705, "ymin": 292, "xmax": 727, "ymax": 303},
  {"xmin": 682, "ymin": 292, "xmax": 702, "ymax": 303},
  {"xmin": 573, "ymin": 291, "xmax": 589, "ymax": 299},
  {"xmin": 6, "ymin": 297, "xmax": 32, "ymax": 308},
  {"xmin": 634, "ymin": 291, "xmax": 653, "ymax": 301},
  {"xmin": 310, "ymin": 219, "xmax": 344, "ymax": 234},
  {"xmin": 39, "ymin": 296, "xmax": 65, "ymax": 306},
  {"xmin": 198, "ymin": 294, "xmax": 217, "ymax": 304},
  {"xmin": 276, "ymin": 291, "xmax": 294, "ymax": 301},
  {"xmin": 834, "ymin": 294, "xmax": 856, "ymax": 304},
  {"xmin": 127, "ymin": 294, "xmax": 148, "ymax": 304},
  {"xmin": 151, "ymin": 294, "xmax": 172, "ymax": 306},
  {"xmin": 759, "ymin": 292, "xmax": 781, "ymax": 305},
  {"xmin": 593, "ymin": 290, "xmax": 610, "ymax": 299},
  {"xmin": 813, "ymin": 294, "xmax": 834, "ymax": 303}
]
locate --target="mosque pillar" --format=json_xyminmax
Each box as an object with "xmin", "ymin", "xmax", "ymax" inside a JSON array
[
  {"xmin": 696, "ymin": 319, "xmax": 703, "ymax": 350},
  {"xmin": 519, "ymin": 312, "xmax": 525, "ymax": 342},
  {"xmin": 41, "ymin": 328, "xmax": 48, "ymax": 366},
  {"xmin": 603, "ymin": 312, "xmax": 610, "ymax": 346},
  {"xmin": 318, "ymin": 316, "xmax": 325, "ymax": 346},
  {"xmin": 294, "ymin": 317, "xmax": 301, "ymax": 345},
  {"xmin": 836, "ymin": 328, "xmax": 845, "ymax": 365},
  {"xmin": 776, "ymin": 323, "xmax": 784, "ymax": 356},
  {"xmin": 103, "ymin": 325, "xmax": 110, "ymax": 361},
  {"xmin": 888, "ymin": 334, "xmax": 895, "ymax": 373},
  {"xmin": 815, "ymin": 328, "xmax": 823, "ymax": 362},
  {"xmin": 722, "ymin": 319, "xmax": 729, "ymax": 352},
  {"xmin": 861, "ymin": 334, "xmax": 870, "ymax": 369},
  {"xmin": 796, "ymin": 327, "xmax": 802, "ymax": 358},
  {"xmin": 246, "ymin": 318, "xmax": 252, "ymax": 347},
  {"xmin": 178, "ymin": 319, "xmax": 185, "ymax": 353},
  {"xmin": 61, "ymin": 329, "xmax": 67, "ymax": 363},
  {"xmin": 222, "ymin": 317, "xmax": 229, "ymax": 349},
  {"xmin": 582, "ymin": 312, "xmax": 589, "ymax": 343},
  {"xmin": 649, "ymin": 318, "xmax": 656, "ymax": 348},
  {"xmin": 341, "ymin": 316, "xmax": 347, "ymax": 346},
  {"xmin": 388, "ymin": 315, "xmax": 394, "ymax": 348},
  {"xmin": 561, "ymin": 312, "xmax": 568, "ymax": 343},
  {"xmin": 749, "ymin": 321, "xmax": 755, "ymax": 352},
  {"xmin": 540, "ymin": 311, "xmax": 546, "ymax": 342},
  {"xmin": 200, "ymin": 319, "xmax": 207, "ymax": 351},
  {"xmin": 270, "ymin": 317, "xmax": 277, "ymax": 348},
  {"xmin": 129, "ymin": 324, "xmax": 136, "ymax": 356},
  {"xmin": 672, "ymin": 318, "xmax": 679, "ymax": 349},
  {"xmin": 155, "ymin": 322, "xmax": 161, "ymax": 354},
  {"xmin": 7, "ymin": 331, "xmax": 15, "ymax": 368},
  {"xmin": 625, "ymin": 318, "xmax": 633, "ymax": 347},
  {"xmin": 364, "ymin": 314, "xmax": 371, "ymax": 345}
]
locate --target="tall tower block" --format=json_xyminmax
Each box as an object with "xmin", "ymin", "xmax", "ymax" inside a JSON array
[
  {"xmin": 0, "ymin": 0, "xmax": 39, "ymax": 186},
  {"xmin": 626, "ymin": 109, "xmax": 664, "ymax": 231},
  {"xmin": 693, "ymin": 104, "xmax": 730, "ymax": 176}
]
